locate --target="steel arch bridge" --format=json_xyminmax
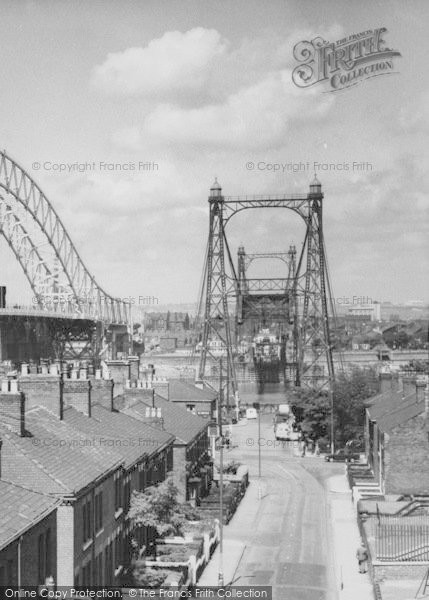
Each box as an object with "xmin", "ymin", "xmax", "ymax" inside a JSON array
[{"xmin": 0, "ymin": 150, "xmax": 131, "ymax": 361}]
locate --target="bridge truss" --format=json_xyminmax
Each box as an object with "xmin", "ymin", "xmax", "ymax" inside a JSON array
[
  {"xmin": 198, "ymin": 177, "xmax": 336, "ymax": 402},
  {"xmin": 0, "ymin": 150, "xmax": 131, "ymax": 361}
]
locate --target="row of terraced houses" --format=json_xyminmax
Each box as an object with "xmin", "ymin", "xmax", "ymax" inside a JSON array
[{"xmin": 0, "ymin": 357, "xmax": 217, "ymax": 586}]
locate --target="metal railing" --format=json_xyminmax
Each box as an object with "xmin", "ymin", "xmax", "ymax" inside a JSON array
[{"xmin": 370, "ymin": 515, "xmax": 429, "ymax": 562}]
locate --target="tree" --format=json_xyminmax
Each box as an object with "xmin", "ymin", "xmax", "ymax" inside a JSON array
[
  {"xmin": 128, "ymin": 476, "xmax": 197, "ymax": 557},
  {"xmin": 184, "ymin": 313, "xmax": 190, "ymax": 330},
  {"xmin": 333, "ymin": 367, "xmax": 378, "ymax": 444},
  {"xmin": 292, "ymin": 389, "xmax": 330, "ymax": 441},
  {"xmin": 291, "ymin": 367, "xmax": 379, "ymax": 446}
]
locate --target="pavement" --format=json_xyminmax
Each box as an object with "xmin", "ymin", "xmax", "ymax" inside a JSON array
[
  {"xmin": 198, "ymin": 414, "xmax": 379, "ymax": 599},
  {"xmin": 198, "ymin": 477, "xmax": 265, "ymax": 586},
  {"xmin": 327, "ymin": 473, "xmax": 373, "ymax": 600}
]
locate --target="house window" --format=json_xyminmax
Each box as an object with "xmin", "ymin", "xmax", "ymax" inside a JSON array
[
  {"xmin": 94, "ymin": 553, "xmax": 102, "ymax": 586},
  {"xmin": 45, "ymin": 529, "xmax": 51, "ymax": 578},
  {"xmin": 83, "ymin": 498, "xmax": 92, "ymax": 543},
  {"xmin": 104, "ymin": 546, "xmax": 110, "ymax": 586},
  {"xmin": 167, "ymin": 447, "xmax": 173, "ymax": 472},
  {"xmin": 82, "ymin": 560, "xmax": 92, "ymax": 585},
  {"xmin": 95, "ymin": 492, "xmax": 103, "ymax": 532},
  {"xmin": 114, "ymin": 473, "xmax": 122, "ymax": 511},
  {"xmin": 6, "ymin": 560, "xmax": 14, "ymax": 585},
  {"xmin": 124, "ymin": 478, "xmax": 131, "ymax": 513},
  {"xmin": 38, "ymin": 534, "xmax": 46, "ymax": 584},
  {"xmin": 139, "ymin": 468, "xmax": 145, "ymax": 491}
]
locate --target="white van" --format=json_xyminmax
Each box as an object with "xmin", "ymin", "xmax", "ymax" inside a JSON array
[
  {"xmin": 246, "ymin": 407, "xmax": 258, "ymax": 419},
  {"xmin": 275, "ymin": 422, "xmax": 301, "ymax": 441}
]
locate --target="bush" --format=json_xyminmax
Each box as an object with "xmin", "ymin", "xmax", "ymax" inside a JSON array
[
  {"xmin": 132, "ymin": 563, "xmax": 169, "ymax": 587},
  {"xmin": 222, "ymin": 460, "xmax": 242, "ymax": 474}
]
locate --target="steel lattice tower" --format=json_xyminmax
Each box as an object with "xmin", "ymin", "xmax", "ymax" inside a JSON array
[{"xmin": 198, "ymin": 176, "xmax": 335, "ymax": 399}]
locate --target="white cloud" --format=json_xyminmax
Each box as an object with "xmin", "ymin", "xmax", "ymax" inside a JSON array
[
  {"xmin": 141, "ymin": 70, "xmax": 334, "ymax": 150},
  {"xmin": 92, "ymin": 27, "xmax": 227, "ymax": 97}
]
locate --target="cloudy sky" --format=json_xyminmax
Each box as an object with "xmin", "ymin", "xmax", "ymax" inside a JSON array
[{"xmin": 0, "ymin": 0, "xmax": 428, "ymax": 307}]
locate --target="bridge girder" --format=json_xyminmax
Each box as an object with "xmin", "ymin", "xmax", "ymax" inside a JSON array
[
  {"xmin": 198, "ymin": 177, "xmax": 335, "ymax": 395},
  {"xmin": 0, "ymin": 150, "xmax": 130, "ymax": 325}
]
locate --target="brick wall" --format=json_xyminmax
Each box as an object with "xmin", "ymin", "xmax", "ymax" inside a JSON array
[
  {"xmin": 105, "ymin": 361, "xmax": 131, "ymax": 397},
  {"xmin": 19, "ymin": 375, "xmax": 62, "ymax": 417},
  {"xmin": 128, "ymin": 357, "xmax": 140, "ymax": 384},
  {"xmin": 0, "ymin": 510, "xmax": 57, "ymax": 585},
  {"xmin": 172, "ymin": 445, "xmax": 187, "ymax": 502},
  {"xmin": 384, "ymin": 412, "xmax": 429, "ymax": 494},
  {"xmin": 373, "ymin": 563, "xmax": 427, "ymax": 582},
  {"xmin": 63, "ymin": 380, "xmax": 91, "ymax": 416},
  {"xmin": 90, "ymin": 379, "xmax": 114, "ymax": 411},
  {"xmin": 73, "ymin": 470, "xmax": 123, "ymax": 586},
  {"xmin": 0, "ymin": 392, "xmax": 25, "ymax": 436},
  {"xmin": 57, "ymin": 503, "xmax": 74, "ymax": 585}
]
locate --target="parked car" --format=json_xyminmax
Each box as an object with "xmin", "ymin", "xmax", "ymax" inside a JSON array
[
  {"xmin": 324, "ymin": 448, "xmax": 361, "ymax": 463},
  {"xmin": 246, "ymin": 408, "xmax": 258, "ymax": 419}
]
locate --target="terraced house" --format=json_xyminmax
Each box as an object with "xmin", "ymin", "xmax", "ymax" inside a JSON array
[
  {"xmin": 0, "ymin": 371, "xmax": 174, "ymax": 586},
  {"xmin": 116, "ymin": 390, "xmax": 212, "ymax": 503},
  {"xmin": 0, "ymin": 481, "xmax": 59, "ymax": 586},
  {"xmin": 364, "ymin": 373, "xmax": 429, "ymax": 494}
]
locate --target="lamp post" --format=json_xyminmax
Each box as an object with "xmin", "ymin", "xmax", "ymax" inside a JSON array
[
  {"xmin": 329, "ymin": 381, "xmax": 335, "ymax": 455},
  {"xmin": 253, "ymin": 402, "xmax": 262, "ymax": 499}
]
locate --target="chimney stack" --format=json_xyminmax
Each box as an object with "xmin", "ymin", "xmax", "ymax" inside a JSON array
[
  {"xmin": 380, "ymin": 372, "xmax": 392, "ymax": 395},
  {"xmin": 402, "ymin": 376, "xmax": 416, "ymax": 399},
  {"xmin": 0, "ymin": 381, "xmax": 25, "ymax": 436},
  {"xmin": 416, "ymin": 380, "xmax": 427, "ymax": 405}
]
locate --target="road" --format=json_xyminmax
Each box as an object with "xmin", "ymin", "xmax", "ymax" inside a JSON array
[{"xmin": 222, "ymin": 412, "xmax": 344, "ymax": 600}]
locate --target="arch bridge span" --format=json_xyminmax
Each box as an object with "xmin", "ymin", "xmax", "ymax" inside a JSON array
[{"xmin": 0, "ymin": 150, "xmax": 131, "ymax": 362}]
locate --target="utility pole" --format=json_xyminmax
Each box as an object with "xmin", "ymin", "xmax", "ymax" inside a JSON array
[{"xmin": 218, "ymin": 358, "xmax": 224, "ymax": 586}]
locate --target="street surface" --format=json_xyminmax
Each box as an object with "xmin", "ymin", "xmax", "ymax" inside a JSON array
[{"xmin": 220, "ymin": 410, "xmax": 344, "ymax": 600}]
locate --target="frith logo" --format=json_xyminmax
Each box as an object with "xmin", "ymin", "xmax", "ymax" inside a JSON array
[{"xmin": 292, "ymin": 28, "xmax": 401, "ymax": 92}]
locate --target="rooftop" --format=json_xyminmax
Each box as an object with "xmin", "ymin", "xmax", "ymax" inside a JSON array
[
  {"xmin": 88, "ymin": 403, "xmax": 174, "ymax": 462},
  {"xmin": 0, "ymin": 406, "xmax": 121, "ymax": 496},
  {"xmin": 116, "ymin": 393, "xmax": 208, "ymax": 445},
  {"xmin": 168, "ymin": 379, "xmax": 217, "ymax": 402},
  {"xmin": 366, "ymin": 387, "xmax": 425, "ymax": 433},
  {"xmin": 0, "ymin": 481, "xmax": 60, "ymax": 550}
]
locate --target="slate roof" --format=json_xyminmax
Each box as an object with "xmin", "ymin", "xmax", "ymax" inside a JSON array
[
  {"xmin": 376, "ymin": 398, "xmax": 425, "ymax": 433},
  {"xmin": 0, "ymin": 406, "xmax": 121, "ymax": 496},
  {"xmin": 366, "ymin": 388, "xmax": 425, "ymax": 433},
  {"xmin": 116, "ymin": 394, "xmax": 208, "ymax": 445},
  {"xmin": 0, "ymin": 481, "xmax": 60, "ymax": 550},
  {"xmin": 88, "ymin": 404, "xmax": 174, "ymax": 463},
  {"xmin": 366, "ymin": 389, "xmax": 415, "ymax": 420},
  {"xmin": 168, "ymin": 380, "xmax": 217, "ymax": 402}
]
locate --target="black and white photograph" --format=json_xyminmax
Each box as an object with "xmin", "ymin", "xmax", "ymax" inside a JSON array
[{"xmin": 0, "ymin": 1, "xmax": 428, "ymax": 599}]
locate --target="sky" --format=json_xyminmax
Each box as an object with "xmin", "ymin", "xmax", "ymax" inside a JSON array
[{"xmin": 0, "ymin": 0, "xmax": 428, "ymax": 307}]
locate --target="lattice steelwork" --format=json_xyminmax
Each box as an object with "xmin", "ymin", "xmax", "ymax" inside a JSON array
[
  {"xmin": 0, "ymin": 150, "xmax": 130, "ymax": 324},
  {"xmin": 198, "ymin": 177, "xmax": 335, "ymax": 393}
]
